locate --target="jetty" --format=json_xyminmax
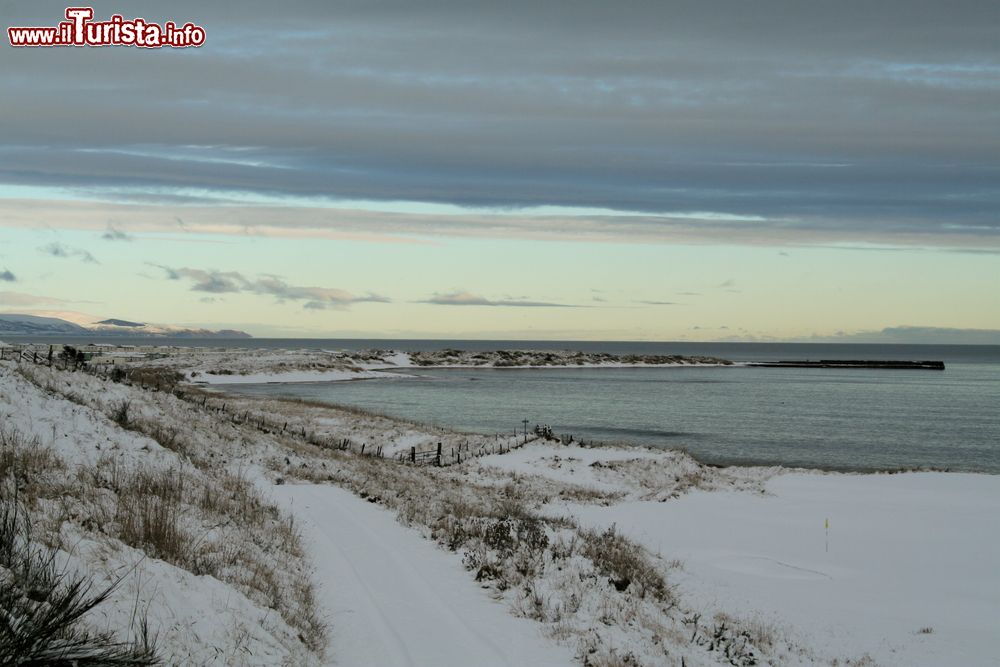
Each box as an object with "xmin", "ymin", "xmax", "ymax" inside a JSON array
[{"xmin": 747, "ymin": 360, "xmax": 945, "ymax": 370}]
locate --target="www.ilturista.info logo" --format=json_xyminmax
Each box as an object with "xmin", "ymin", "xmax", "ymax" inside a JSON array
[{"xmin": 8, "ymin": 7, "xmax": 205, "ymax": 48}]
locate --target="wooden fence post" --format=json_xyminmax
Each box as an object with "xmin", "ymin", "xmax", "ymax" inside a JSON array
[
  {"xmin": 436, "ymin": 443, "xmax": 442, "ymax": 466},
  {"xmin": 410, "ymin": 446, "xmax": 416, "ymax": 463}
]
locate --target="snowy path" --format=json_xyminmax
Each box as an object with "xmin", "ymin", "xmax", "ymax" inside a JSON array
[{"xmin": 271, "ymin": 484, "xmax": 575, "ymax": 667}]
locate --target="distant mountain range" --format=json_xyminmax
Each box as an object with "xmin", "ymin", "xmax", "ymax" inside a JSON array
[{"xmin": 0, "ymin": 314, "xmax": 251, "ymax": 338}]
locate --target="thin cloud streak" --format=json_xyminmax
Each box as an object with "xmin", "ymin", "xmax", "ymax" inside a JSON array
[
  {"xmin": 101, "ymin": 225, "xmax": 134, "ymax": 241},
  {"xmin": 0, "ymin": 291, "xmax": 68, "ymax": 307},
  {"xmin": 39, "ymin": 242, "xmax": 99, "ymax": 264},
  {"xmin": 419, "ymin": 291, "xmax": 579, "ymax": 308},
  {"xmin": 4, "ymin": 199, "xmax": 998, "ymax": 250}
]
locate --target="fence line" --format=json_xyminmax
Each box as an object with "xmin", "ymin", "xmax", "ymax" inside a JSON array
[{"xmin": 395, "ymin": 434, "xmax": 539, "ymax": 467}]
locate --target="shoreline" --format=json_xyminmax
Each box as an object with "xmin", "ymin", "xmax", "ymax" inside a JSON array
[{"xmin": 191, "ymin": 361, "xmax": 737, "ymax": 385}]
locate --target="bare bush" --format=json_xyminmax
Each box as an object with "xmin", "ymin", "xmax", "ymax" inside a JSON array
[{"xmin": 111, "ymin": 400, "xmax": 132, "ymax": 428}]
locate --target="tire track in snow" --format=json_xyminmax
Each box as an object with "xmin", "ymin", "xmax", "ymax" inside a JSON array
[{"xmin": 272, "ymin": 484, "xmax": 574, "ymax": 667}]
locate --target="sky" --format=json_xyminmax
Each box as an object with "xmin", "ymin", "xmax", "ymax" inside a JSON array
[{"xmin": 0, "ymin": 0, "xmax": 998, "ymax": 341}]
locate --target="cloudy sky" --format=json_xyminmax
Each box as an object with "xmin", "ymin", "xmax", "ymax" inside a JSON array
[{"xmin": 1, "ymin": 0, "xmax": 997, "ymax": 340}]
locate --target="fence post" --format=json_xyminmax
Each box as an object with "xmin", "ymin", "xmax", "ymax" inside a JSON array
[
  {"xmin": 436, "ymin": 442, "xmax": 442, "ymax": 466},
  {"xmin": 410, "ymin": 446, "xmax": 416, "ymax": 464}
]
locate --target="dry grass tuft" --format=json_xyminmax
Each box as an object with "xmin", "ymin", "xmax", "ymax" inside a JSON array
[
  {"xmin": 0, "ymin": 427, "xmax": 66, "ymax": 502},
  {"xmin": 581, "ymin": 525, "xmax": 671, "ymax": 603}
]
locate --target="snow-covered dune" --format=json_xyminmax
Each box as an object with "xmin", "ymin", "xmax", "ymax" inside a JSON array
[
  {"xmin": 567, "ymin": 470, "xmax": 1000, "ymax": 666},
  {"xmin": 189, "ymin": 367, "xmax": 407, "ymax": 385}
]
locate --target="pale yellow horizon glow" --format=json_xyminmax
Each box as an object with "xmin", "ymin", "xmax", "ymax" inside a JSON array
[{"xmin": 2, "ymin": 195, "xmax": 999, "ymax": 342}]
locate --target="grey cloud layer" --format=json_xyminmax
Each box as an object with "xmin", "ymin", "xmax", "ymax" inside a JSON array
[{"xmin": 1, "ymin": 0, "xmax": 998, "ymax": 245}]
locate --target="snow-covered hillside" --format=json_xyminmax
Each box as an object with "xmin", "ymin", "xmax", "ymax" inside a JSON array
[
  {"xmin": 0, "ymin": 312, "xmax": 250, "ymax": 337},
  {"xmin": 0, "ymin": 313, "xmax": 89, "ymax": 334}
]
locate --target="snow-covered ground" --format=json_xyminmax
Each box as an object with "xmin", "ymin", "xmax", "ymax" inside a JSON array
[
  {"xmin": 476, "ymin": 441, "xmax": 777, "ymax": 501},
  {"xmin": 479, "ymin": 444, "xmax": 1000, "ymax": 666},
  {"xmin": 5, "ymin": 355, "xmax": 998, "ymax": 666},
  {"xmin": 59, "ymin": 345, "xmax": 734, "ymax": 382},
  {"xmin": 270, "ymin": 483, "xmax": 575, "ymax": 667},
  {"xmin": 574, "ymin": 473, "xmax": 1000, "ymax": 667},
  {"xmin": 0, "ymin": 362, "xmax": 322, "ymax": 664}
]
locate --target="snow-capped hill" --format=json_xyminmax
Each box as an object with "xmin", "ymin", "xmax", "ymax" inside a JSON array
[
  {"xmin": 0, "ymin": 313, "xmax": 90, "ymax": 334},
  {"xmin": 88, "ymin": 318, "xmax": 252, "ymax": 337},
  {"xmin": 0, "ymin": 313, "xmax": 251, "ymax": 338},
  {"xmin": 95, "ymin": 318, "xmax": 145, "ymax": 328}
]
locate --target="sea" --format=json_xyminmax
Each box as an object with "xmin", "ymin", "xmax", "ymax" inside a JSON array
[{"xmin": 7, "ymin": 337, "xmax": 1000, "ymax": 473}]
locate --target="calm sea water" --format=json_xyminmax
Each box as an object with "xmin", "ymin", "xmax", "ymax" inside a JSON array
[
  {"xmin": 193, "ymin": 340, "xmax": 1000, "ymax": 474},
  {"xmin": 9, "ymin": 336, "xmax": 997, "ymax": 471}
]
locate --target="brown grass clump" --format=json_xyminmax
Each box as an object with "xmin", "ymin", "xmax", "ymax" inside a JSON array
[
  {"xmin": 112, "ymin": 468, "xmax": 190, "ymax": 565},
  {"xmin": 0, "ymin": 427, "xmax": 65, "ymax": 498},
  {"xmin": 123, "ymin": 367, "xmax": 185, "ymax": 392},
  {"xmin": 581, "ymin": 525, "xmax": 671, "ymax": 603},
  {"xmin": 92, "ymin": 464, "xmax": 323, "ymax": 652}
]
